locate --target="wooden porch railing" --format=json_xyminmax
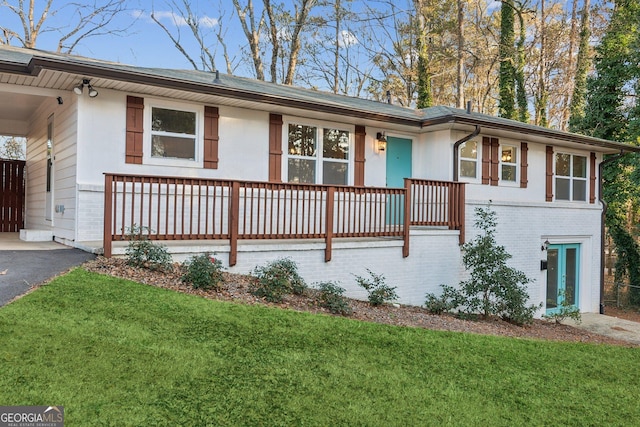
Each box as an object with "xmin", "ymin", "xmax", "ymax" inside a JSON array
[
  {"xmin": 405, "ymin": 178, "xmax": 466, "ymax": 245},
  {"xmin": 103, "ymin": 174, "xmax": 465, "ymax": 264}
]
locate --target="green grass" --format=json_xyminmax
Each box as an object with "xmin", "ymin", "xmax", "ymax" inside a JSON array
[{"xmin": 1, "ymin": 269, "xmax": 639, "ymax": 426}]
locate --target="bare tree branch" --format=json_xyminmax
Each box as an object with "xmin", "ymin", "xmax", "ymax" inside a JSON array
[{"xmin": 0, "ymin": 0, "xmax": 131, "ymax": 53}]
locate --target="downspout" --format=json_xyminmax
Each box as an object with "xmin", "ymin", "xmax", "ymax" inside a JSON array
[
  {"xmin": 599, "ymin": 150, "xmax": 626, "ymax": 314},
  {"xmin": 453, "ymin": 125, "xmax": 481, "ymax": 181},
  {"xmin": 453, "ymin": 102, "xmax": 481, "ymax": 181}
]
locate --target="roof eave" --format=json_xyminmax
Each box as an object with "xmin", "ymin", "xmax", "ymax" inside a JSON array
[
  {"xmin": 422, "ymin": 112, "xmax": 640, "ymax": 153},
  {"xmin": 10, "ymin": 53, "xmax": 640, "ymax": 153},
  {"xmin": 27, "ymin": 56, "xmax": 422, "ymax": 127}
]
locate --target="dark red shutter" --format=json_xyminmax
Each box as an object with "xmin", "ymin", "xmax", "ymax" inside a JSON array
[
  {"xmin": 520, "ymin": 142, "xmax": 528, "ymax": 188},
  {"xmin": 269, "ymin": 114, "xmax": 283, "ymax": 182},
  {"xmin": 125, "ymin": 96, "xmax": 144, "ymax": 164},
  {"xmin": 354, "ymin": 126, "xmax": 366, "ymax": 186},
  {"xmin": 590, "ymin": 152, "xmax": 596, "ymax": 203},
  {"xmin": 203, "ymin": 106, "xmax": 219, "ymax": 169},
  {"xmin": 482, "ymin": 137, "xmax": 491, "ymax": 185},
  {"xmin": 490, "ymin": 137, "xmax": 499, "ymax": 186},
  {"xmin": 546, "ymin": 146, "xmax": 554, "ymax": 202}
]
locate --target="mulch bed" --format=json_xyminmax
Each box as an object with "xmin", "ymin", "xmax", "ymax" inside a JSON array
[{"xmin": 83, "ymin": 257, "xmax": 637, "ymax": 347}]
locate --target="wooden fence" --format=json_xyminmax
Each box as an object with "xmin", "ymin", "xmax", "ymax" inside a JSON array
[
  {"xmin": 103, "ymin": 174, "xmax": 465, "ymax": 264},
  {"xmin": 0, "ymin": 159, "xmax": 25, "ymax": 232}
]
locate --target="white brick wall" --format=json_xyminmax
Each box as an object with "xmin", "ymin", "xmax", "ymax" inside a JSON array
[
  {"xmin": 465, "ymin": 200, "xmax": 602, "ymax": 315},
  {"xmin": 111, "ymin": 230, "xmax": 462, "ymax": 307},
  {"xmin": 76, "ymin": 185, "xmax": 105, "ymax": 241},
  {"xmin": 93, "ymin": 194, "xmax": 603, "ymax": 315}
]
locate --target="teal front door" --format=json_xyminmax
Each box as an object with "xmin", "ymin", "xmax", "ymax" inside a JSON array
[
  {"xmin": 386, "ymin": 137, "xmax": 412, "ymax": 225},
  {"xmin": 386, "ymin": 137, "xmax": 412, "ymax": 188},
  {"xmin": 546, "ymin": 244, "xmax": 580, "ymax": 314}
]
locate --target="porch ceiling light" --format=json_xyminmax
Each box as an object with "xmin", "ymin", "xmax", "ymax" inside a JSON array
[
  {"xmin": 74, "ymin": 78, "xmax": 99, "ymax": 98},
  {"xmin": 375, "ymin": 132, "xmax": 387, "ymax": 153}
]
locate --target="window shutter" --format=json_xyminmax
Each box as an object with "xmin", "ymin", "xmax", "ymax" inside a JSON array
[
  {"xmin": 490, "ymin": 137, "xmax": 499, "ymax": 186},
  {"xmin": 520, "ymin": 142, "xmax": 528, "ymax": 188},
  {"xmin": 481, "ymin": 137, "xmax": 491, "ymax": 184},
  {"xmin": 125, "ymin": 96, "xmax": 144, "ymax": 164},
  {"xmin": 269, "ymin": 114, "xmax": 283, "ymax": 182},
  {"xmin": 546, "ymin": 146, "xmax": 554, "ymax": 202},
  {"xmin": 203, "ymin": 106, "xmax": 219, "ymax": 169},
  {"xmin": 590, "ymin": 152, "xmax": 596, "ymax": 203},
  {"xmin": 354, "ymin": 125, "xmax": 366, "ymax": 186}
]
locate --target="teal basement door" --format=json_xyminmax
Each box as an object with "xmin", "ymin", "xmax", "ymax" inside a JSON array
[{"xmin": 546, "ymin": 244, "xmax": 580, "ymax": 314}]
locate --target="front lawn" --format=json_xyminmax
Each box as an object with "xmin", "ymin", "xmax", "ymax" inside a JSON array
[{"xmin": 0, "ymin": 269, "xmax": 638, "ymax": 426}]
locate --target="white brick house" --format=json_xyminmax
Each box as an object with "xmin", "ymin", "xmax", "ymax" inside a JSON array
[{"xmin": 0, "ymin": 45, "xmax": 637, "ymax": 315}]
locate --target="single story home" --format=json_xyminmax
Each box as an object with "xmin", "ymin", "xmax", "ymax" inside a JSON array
[{"xmin": 1, "ymin": 44, "xmax": 637, "ymax": 315}]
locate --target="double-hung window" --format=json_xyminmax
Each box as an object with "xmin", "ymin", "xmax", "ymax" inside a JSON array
[
  {"xmin": 500, "ymin": 145, "xmax": 518, "ymax": 183},
  {"xmin": 459, "ymin": 140, "xmax": 478, "ymax": 179},
  {"xmin": 555, "ymin": 153, "xmax": 587, "ymax": 201},
  {"xmin": 143, "ymin": 100, "xmax": 202, "ymax": 166},
  {"xmin": 287, "ymin": 123, "xmax": 350, "ymax": 185},
  {"xmin": 151, "ymin": 107, "xmax": 197, "ymax": 160}
]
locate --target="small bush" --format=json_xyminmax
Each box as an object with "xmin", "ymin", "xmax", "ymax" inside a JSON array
[
  {"xmin": 181, "ymin": 253, "xmax": 226, "ymax": 290},
  {"xmin": 124, "ymin": 225, "xmax": 173, "ymax": 272},
  {"xmin": 251, "ymin": 258, "xmax": 307, "ymax": 303},
  {"xmin": 355, "ymin": 269, "xmax": 398, "ymax": 306},
  {"xmin": 543, "ymin": 291, "xmax": 582, "ymax": 324},
  {"xmin": 316, "ymin": 282, "xmax": 352, "ymax": 316},
  {"xmin": 424, "ymin": 285, "xmax": 463, "ymax": 315}
]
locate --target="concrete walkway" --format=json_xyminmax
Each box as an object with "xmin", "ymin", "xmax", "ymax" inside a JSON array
[
  {"xmin": 0, "ymin": 233, "xmax": 96, "ymax": 306},
  {"xmin": 564, "ymin": 313, "xmax": 640, "ymax": 345}
]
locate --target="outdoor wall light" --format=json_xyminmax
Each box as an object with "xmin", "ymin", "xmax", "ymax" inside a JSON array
[
  {"xmin": 541, "ymin": 239, "xmax": 550, "ymax": 251},
  {"xmin": 74, "ymin": 78, "xmax": 99, "ymax": 98},
  {"xmin": 375, "ymin": 132, "xmax": 387, "ymax": 153}
]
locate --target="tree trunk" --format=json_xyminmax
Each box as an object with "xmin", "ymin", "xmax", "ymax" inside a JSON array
[{"xmin": 456, "ymin": 0, "xmax": 465, "ymax": 109}]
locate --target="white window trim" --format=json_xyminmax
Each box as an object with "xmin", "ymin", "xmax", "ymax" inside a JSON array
[
  {"xmin": 458, "ymin": 140, "xmax": 481, "ymax": 183},
  {"xmin": 282, "ymin": 117, "xmax": 354, "ymax": 185},
  {"xmin": 554, "ymin": 151, "xmax": 588, "ymax": 202},
  {"xmin": 143, "ymin": 98, "xmax": 204, "ymax": 168},
  {"xmin": 499, "ymin": 143, "xmax": 519, "ymax": 186}
]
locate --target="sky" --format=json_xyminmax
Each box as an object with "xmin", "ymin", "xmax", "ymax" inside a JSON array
[
  {"xmin": 2, "ymin": 0, "xmax": 240, "ymax": 71},
  {"xmin": 4, "ymin": 0, "xmax": 506, "ymax": 74}
]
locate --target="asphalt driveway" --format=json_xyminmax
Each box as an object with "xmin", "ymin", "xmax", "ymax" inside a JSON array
[{"xmin": 0, "ymin": 249, "xmax": 96, "ymax": 306}]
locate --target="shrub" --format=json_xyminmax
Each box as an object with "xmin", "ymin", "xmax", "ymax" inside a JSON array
[
  {"xmin": 316, "ymin": 281, "xmax": 352, "ymax": 315},
  {"xmin": 250, "ymin": 258, "xmax": 307, "ymax": 303},
  {"xmin": 181, "ymin": 253, "xmax": 226, "ymax": 291},
  {"xmin": 425, "ymin": 206, "xmax": 540, "ymax": 326},
  {"xmin": 355, "ymin": 269, "xmax": 398, "ymax": 306},
  {"xmin": 543, "ymin": 291, "xmax": 582, "ymax": 325},
  {"xmin": 424, "ymin": 284, "xmax": 464, "ymax": 315},
  {"xmin": 124, "ymin": 225, "xmax": 173, "ymax": 272}
]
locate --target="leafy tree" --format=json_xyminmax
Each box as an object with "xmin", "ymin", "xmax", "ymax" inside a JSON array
[
  {"xmin": 499, "ymin": 0, "xmax": 517, "ymax": 119},
  {"xmin": 568, "ymin": 0, "xmax": 591, "ymax": 131},
  {"xmin": 0, "ymin": 136, "xmax": 25, "ymax": 160},
  {"xmin": 414, "ymin": 0, "xmax": 433, "ymax": 108},
  {"xmin": 571, "ymin": 0, "xmax": 640, "ymax": 305}
]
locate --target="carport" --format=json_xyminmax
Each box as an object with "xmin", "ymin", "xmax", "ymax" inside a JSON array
[{"xmin": 0, "ymin": 81, "xmax": 65, "ymax": 240}]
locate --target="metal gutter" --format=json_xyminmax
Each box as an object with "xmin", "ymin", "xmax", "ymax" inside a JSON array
[
  {"xmin": 425, "ymin": 112, "xmax": 640, "ymax": 153},
  {"xmin": 26, "ymin": 57, "xmax": 423, "ymax": 127}
]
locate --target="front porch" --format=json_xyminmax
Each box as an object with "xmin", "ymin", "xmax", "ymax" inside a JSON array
[{"xmin": 102, "ymin": 174, "xmax": 466, "ymax": 266}]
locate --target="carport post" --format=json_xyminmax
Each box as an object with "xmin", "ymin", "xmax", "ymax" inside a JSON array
[{"xmin": 103, "ymin": 174, "xmax": 113, "ymax": 257}]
